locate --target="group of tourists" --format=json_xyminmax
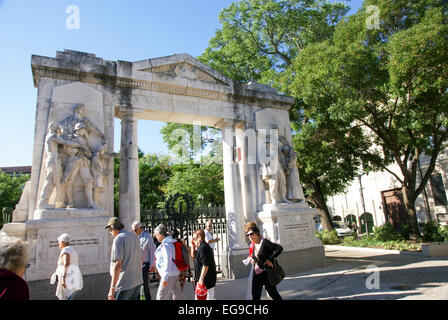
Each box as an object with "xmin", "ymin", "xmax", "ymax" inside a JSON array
[
  {"xmin": 105, "ymin": 217, "xmax": 219, "ymax": 300},
  {"xmin": 0, "ymin": 219, "xmax": 284, "ymax": 300}
]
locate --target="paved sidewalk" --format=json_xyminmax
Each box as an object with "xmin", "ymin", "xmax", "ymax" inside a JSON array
[{"xmin": 149, "ymin": 246, "xmax": 448, "ymax": 300}]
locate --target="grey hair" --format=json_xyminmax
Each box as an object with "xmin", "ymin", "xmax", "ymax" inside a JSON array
[
  {"xmin": 154, "ymin": 224, "xmax": 168, "ymax": 237},
  {"xmin": 131, "ymin": 221, "xmax": 142, "ymax": 230},
  {"xmin": 0, "ymin": 233, "xmax": 31, "ymax": 274},
  {"xmin": 58, "ymin": 233, "xmax": 71, "ymax": 245}
]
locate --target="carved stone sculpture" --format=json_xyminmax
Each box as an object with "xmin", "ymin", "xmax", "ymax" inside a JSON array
[
  {"xmin": 37, "ymin": 122, "xmax": 81, "ymax": 210},
  {"xmin": 279, "ymin": 136, "xmax": 304, "ymax": 202},
  {"xmin": 41, "ymin": 102, "xmax": 110, "ymax": 210},
  {"xmin": 59, "ymin": 103, "xmax": 104, "ymax": 141},
  {"xmin": 261, "ymin": 136, "xmax": 288, "ymax": 204},
  {"xmin": 91, "ymin": 143, "xmax": 118, "ymax": 208},
  {"xmin": 58, "ymin": 122, "xmax": 98, "ymax": 209}
]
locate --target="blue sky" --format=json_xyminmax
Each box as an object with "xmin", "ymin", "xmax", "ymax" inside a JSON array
[{"xmin": 0, "ymin": 0, "xmax": 363, "ymax": 167}]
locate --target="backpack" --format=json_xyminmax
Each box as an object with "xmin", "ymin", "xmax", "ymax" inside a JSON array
[{"xmin": 173, "ymin": 241, "xmax": 190, "ymax": 271}]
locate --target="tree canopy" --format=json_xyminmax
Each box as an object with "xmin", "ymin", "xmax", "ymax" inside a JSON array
[{"xmin": 289, "ymin": 0, "xmax": 448, "ymax": 237}]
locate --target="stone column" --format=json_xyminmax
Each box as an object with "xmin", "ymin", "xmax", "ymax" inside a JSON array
[
  {"xmin": 222, "ymin": 119, "xmax": 246, "ymax": 250},
  {"xmin": 118, "ymin": 107, "xmax": 141, "ymax": 231},
  {"xmin": 220, "ymin": 119, "xmax": 252, "ymax": 279},
  {"xmin": 235, "ymin": 121, "xmax": 258, "ymax": 223}
]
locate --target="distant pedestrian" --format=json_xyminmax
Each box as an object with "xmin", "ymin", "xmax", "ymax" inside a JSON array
[
  {"xmin": 132, "ymin": 221, "xmax": 156, "ymax": 300},
  {"xmin": 245, "ymin": 222, "xmax": 283, "ymax": 300},
  {"xmin": 153, "ymin": 224, "xmax": 185, "ymax": 300},
  {"xmin": 106, "ymin": 217, "xmax": 143, "ymax": 300},
  {"xmin": 0, "ymin": 233, "xmax": 30, "ymax": 300},
  {"xmin": 352, "ymin": 222, "xmax": 358, "ymax": 235},
  {"xmin": 193, "ymin": 229, "xmax": 217, "ymax": 300},
  {"xmin": 204, "ymin": 221, "xmax": 220, "ymax": 250},
  {"xmin": 50, "ymin": 233, "xmax": 83, "ymax": 300}
]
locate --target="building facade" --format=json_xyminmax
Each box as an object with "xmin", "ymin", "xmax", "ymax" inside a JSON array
[{"xmin": 328, "ymin": 150, "xmax": 448, "ymax": 233}]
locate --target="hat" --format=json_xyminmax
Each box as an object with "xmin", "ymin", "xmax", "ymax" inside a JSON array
[{"xmin": 105, "ymin": 217, "xmax": 123, "ymax": 230}]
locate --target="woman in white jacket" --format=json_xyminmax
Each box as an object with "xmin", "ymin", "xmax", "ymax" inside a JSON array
[
  {"xmin": 153, "ymin": 224, "xmax": 185, "ymax": 300},
  {"xmin": 51, "ymin": 233, "xmax": 83, "ymax": 300}
]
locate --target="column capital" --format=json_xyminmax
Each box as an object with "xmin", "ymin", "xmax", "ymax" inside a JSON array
[
  {"xmin": 115, "ymin": 107, "xmax": 144, "ymax": 120},
  {"xmin": 215, "ymin": 118, "xmax": 238, "ymax": 130}
]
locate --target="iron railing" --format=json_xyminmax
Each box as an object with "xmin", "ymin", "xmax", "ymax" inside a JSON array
[{"xmin": 141, "ymin": 193, "xmax": 227, "ymax": 274}]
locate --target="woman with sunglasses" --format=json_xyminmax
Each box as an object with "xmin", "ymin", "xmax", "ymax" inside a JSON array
[
  {"xmin": 192, "ymin": 229, "xmax": 217, "ymax": 300},
  {"xmin": 245, "ymin": 222, "xmax": 283, "ymax": 300}
]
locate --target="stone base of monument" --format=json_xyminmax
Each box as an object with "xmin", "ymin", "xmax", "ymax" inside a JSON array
[
  {"xmin": 27, "ymin": 272, "xmax": 110, "ymax": 300},
  {"xmin": 2, "ymin": 208, "xmax": 112, "ymax": 283},
  {"xmin": 221, "ymin": 202, "xmax": 325, "ymax": 279}
]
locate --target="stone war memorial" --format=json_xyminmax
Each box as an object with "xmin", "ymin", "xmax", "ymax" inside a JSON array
[{"xmin": 1, "ymin": 50, "xmax": 324, "ymax": 297}]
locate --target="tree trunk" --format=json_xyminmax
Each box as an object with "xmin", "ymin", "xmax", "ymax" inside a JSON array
[
  {"xmin": 402, "ymin": 185, "xmax": 420, "ymax": 239},
  {"xmin": 307, "ymin": 180, "xmax": 335, "ymax": 232}
]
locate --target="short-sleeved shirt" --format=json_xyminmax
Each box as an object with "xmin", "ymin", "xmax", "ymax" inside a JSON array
[
  {"xmin": 194, "ymin": 241, "xmax": 217, "ymax": 289},
  {"xmin": 58, "ymin": 246, "xmax": 79, "ymax": 266},
  {"xmin": 111, "ymin": 230, "xmax": 143, "ymax": 291},
  {"xmin": 138, "ymin": 230, "xmax": 156, "ymax": 267},
  {"xmin": 204, "ymin": 229, "xmax": 215, "ymax": 250}
]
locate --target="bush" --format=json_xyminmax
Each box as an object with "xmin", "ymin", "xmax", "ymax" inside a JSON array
[
  {"xmin": 373, "ymin": 223, "xmax": 402, "ymax": 241},
  {"xmin": 341, "ymin": 235, "xmax": 421, "ymax": 251},
  {"xmin": 316, "ymin": 230, "xmax": 341, "ymax": 245},
  {"xmin": 421, "ymin": 222, "xmax": 448, "ymax": 242}
]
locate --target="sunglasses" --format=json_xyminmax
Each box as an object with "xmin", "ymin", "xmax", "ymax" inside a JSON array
[{"xmin": 246, "ymin": 231, "xmax": 255, "ymax": 237}]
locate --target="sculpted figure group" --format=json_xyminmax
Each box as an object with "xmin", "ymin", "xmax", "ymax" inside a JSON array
[
  {"xmin": 38, "ymin": 103, "xmax": 117, "ymax": 210},
  {"xmin": 261, "ymin": 133, "xmax": 304, "ymax": 205}
]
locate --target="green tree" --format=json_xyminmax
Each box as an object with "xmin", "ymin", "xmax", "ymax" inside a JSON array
[
  {"xmin": 165, "ymin": 163, "xmax": 224, "ymax": 206},
  {"xmin": 199, "ymin": 0, "xmax": 348, "ymax": 84},
  {"xmin": 0, "ymin": 170, "xmax": 30, "ymax": 224},
  {"xmin": 291, "ymin": 0, "xmax": 448, "ymax": 238},
  {"xmin": 160, "ymin": 122, "xmax": 221, "ymax": 164},
  {"xmin": 114, "ymin": 149, "xmax": 172, "ymax": 214},
  {"xmin": 139, "ymin": 153, "xmax": 172, "ymax": 210},
  {"xmin": 199, "ymin": 0, "xmax": 355, "ymax": 231}
]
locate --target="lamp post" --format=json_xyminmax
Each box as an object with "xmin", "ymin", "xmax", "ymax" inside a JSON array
[{"xmin": 358, "ymin": 175, "xmax": 369, "ymax": 236}]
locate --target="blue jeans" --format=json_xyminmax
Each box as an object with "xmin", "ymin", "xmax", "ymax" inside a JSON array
[
  {"xmin": 67, "ymin": 292, "xmax": 77, "ymax": 300},
  {"xmin": 115, "ymin": 285, "xmax": 141, "ymax": 300}
]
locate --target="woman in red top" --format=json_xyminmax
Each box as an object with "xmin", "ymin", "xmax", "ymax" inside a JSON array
[{"xmin": 0, "ymin": 235, "xmax": 31, "ymax": 300}]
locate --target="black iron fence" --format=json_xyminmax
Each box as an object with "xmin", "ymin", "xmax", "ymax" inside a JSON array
[{"xmin": 140, "ymin": 193, "xmax": 227, "ymax": 274}]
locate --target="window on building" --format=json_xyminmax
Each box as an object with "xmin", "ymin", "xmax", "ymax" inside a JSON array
[{"xmin": 430, "ymin": 173, "xmax": 448, "ymax": 206}]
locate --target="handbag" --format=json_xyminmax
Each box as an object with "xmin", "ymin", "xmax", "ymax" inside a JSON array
[{"xmin": 265, "ymin": 259, "xmax": 285, "ymax": 287}]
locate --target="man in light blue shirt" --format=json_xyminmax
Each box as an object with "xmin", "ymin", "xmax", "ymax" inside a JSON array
[
  {"xmin": 153, "ymin": 224, "xmax": 185, "ymax": 300},
  {"xmin": 132, "ymin": 221, "xmax": 156, "ymax": 300}
]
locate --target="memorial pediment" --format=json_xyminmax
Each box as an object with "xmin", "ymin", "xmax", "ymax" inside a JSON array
[
  {"xmin": 138, "ymin": 61, "xmax": 228, "ymax": 85},
  {"xmin": 134, "ymin": 54, "xmax": 232, "ymax": 86}
]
